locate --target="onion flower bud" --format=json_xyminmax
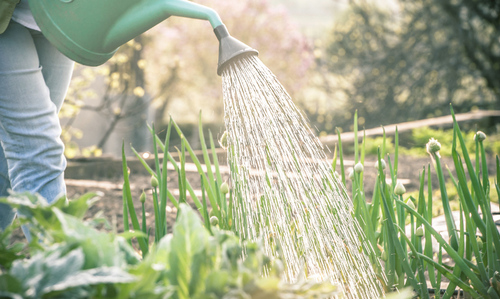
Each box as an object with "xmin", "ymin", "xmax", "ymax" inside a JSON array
[
  {"xmin": 477, "ymin": 237, "xmax": 483, "ymax": 251},
  {"xmin": 354, "ymin": 162, "xmax": 364, "ymax": 173},
  {"xmin": 220, "ymin": 181, "xmax": 229, "ymax": 194},
  {"xmin": 347, "ymin": 167, "xmax": 354, "ymax": 180},
  {"xmin": 475, "ymin": 131, "xmax": 486, "ymax": 142},
  {"xmin": 426, "ymin": 138, "xmax": 441, "ymax": 156},
  {"xmin": 139, "ymin": 190, "xmax": 146, "ymax": 204},
  {"xmin": 375, "ymin": 159, "xmax": 386, "ymax": 170},
  {"xmin": 394, "ymin": 181, "xmax": 406, "ymax": 196},
  {"xmin": 381, "ymin": 250, "xmax": 388, "ymax": 261},
  {"xmin": 416, "ymin": 226, "xmax": 424, "ymax": 237},
  {"xmin": 210, "ymin": 216, "xmax": 219, "ymax": 226},
  {"xmin": 151, "ymin": 175, "xmax": 159, "ymax": 188}
]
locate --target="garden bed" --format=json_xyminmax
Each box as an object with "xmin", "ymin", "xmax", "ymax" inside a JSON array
[
  {"xmin": 5, "ymin": 115, "xmax": 500, "ymax": 298},
  {"xmin": 16, "ymin": 152, "xmax": 490, "ymax": 242}
]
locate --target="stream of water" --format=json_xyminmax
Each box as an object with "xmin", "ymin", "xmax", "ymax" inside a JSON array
[{"xmin": 221, "ymin": 55, "xmax": 384, "ymax": 298}]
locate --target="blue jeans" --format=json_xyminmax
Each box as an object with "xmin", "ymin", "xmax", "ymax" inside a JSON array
[{"xmin": 0, "ymin": 21, "xmax": 74, "ymax": 231}]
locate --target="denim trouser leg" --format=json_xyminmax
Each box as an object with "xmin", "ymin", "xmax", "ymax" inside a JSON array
[
  {"xmin": 0, "ymin": 146, "xmax": 14, "ymax": 230},
  {"xmin": 0, "ymin": 21, "xmax": 74, "ymax": 230}
]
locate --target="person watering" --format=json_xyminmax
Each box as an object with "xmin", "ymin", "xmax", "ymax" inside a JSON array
[
  {"xmin": 0, "ymin": 0, "xmax": 256, "ymax": 232},
  {"xmin": 0, "ymin": 0, "xmax": 74, "ymax": 231}
]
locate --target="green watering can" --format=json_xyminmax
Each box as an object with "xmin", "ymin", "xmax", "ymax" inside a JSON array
[{"xmin": 28, "ymin": 0, "xmax": 257, "ymax": 75}]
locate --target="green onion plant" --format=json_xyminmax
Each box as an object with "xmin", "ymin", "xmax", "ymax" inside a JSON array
[
  {"xmin": 121, "ymin": 112, "xmax": 236, "ymax": 257},
  {"xmin": 336, "ymin": 106, "xmax": 500, "ymax": 298}
]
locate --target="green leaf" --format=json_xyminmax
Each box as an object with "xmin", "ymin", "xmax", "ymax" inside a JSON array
[
  {"xmin": 204, "ymin": 271, "xmax": 229, "ymax": 296},
  {"xmin": 10, "ymin": 247, "xmax": 84, "ymax": 298},
  {"xmin": 118, "ymin": 230, "xmax": 148, "ymax": 240},
  {"xmin": 197, "ymin": 111, "xmax": 216, "ymax": 195},
  {"xmin": 331, "ymin": 143, "xmax": 337, "ymax": 172},
  {"xmin": 336, "ymin": 128, "xmax": 346, "ymax": 186},
  {"xmin": 43, "ymin": 267, "xmax": 136, "ymax": 295},
  {"xmin": 152, "ymin": 132, "xmax": 200, "ymax": 208},
  {"xmin": 379, "ymin": 188, "xmax": 419, "ymax": 292},
  {"xmin": 0, "ymin": 193, "xmax": 62, "ymax": 232},
  {"xmin": 61, "ymin": 193, "xmax": 99, "ymax": 219},
  {"xmin": 417, "ymin": 254, "xmax": 482, "ymax": 298},
  {"xmin": 169, "ymin": 204, "xmax": 209, "ymax": 299},
  {"xmin": 396, "ymin": 199, "xmax": 489, "ymax": 296},
  {"xmin": 394, "ymin": 126, "xmax": 399, "ymax": 177},
  {"xmin": 450, "ymin": 107, "xmax": 500, "ymax": 255},
  {"xmin": 0, "ymin": 274, "xmax": 23, "ymax": 294},
  {"xmin": 171, "ymin": 119, "xmax": 218, "ymax": 218},
  {"xmin": 0, "ymin": 237, "xmax": 26, "ymax": 270},
  {"xmin": 201, "ymin": 176, "xmax": 212, "ymax": 232},
  {"xmin": 210, "ymin": 144, "xmax": 223, "ymax": 189},
  {"xmin": 496, "ymin": 155, "xmax": 499, "ymax": 187},
  {"xmin": 160, "ymin": 118, "xmax": 173, "ymax": 237},
  {"xmin": 121, "ymin": 142, "xmax": 149, "ymax": 257},
  {"xmin": 354, "ymin": 110, "xmax": 359, "ymax": 164},
  {"xmin": 394, "ymin": 225, "xmax": 429, "ymax": 299},
  {"xmin": 433, "ymin": 153, "xmax": 459, "ymax": 250},
  {"xmin": 52, "ymin": 208, "xmax": 133, "ymax": 269}
]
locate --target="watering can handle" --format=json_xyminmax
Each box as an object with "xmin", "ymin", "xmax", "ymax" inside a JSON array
[
  {"xmin": 164, "ymin": 0, "xmax": 223, "ymax": 28},
  {"xmin": 105, "ymin": 0, "xmax": 224, "ymax": 52}
]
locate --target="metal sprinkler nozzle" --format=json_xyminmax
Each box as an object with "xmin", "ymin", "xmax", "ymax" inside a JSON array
[{"xmin": 214, "ymin": 25, "xmax": 258, "ymax": 76}]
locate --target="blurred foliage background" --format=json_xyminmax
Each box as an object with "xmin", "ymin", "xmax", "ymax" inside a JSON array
[{"xmin": 59, "ymin": 0, "xmax": 500, "ymax": 157}]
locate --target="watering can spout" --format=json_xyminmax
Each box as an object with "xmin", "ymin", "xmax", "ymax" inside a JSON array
[
  {"xmin": 161, "ymin": 0, "xmax": 223, "ymax": 28},
  {"xmin": 215, "ymin": 25, "xmax": 258, "ymax": 76}
]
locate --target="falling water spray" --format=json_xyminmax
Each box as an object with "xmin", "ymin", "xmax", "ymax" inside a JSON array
[{"xmin": 219, "ymin": 55, "xmax": 385, "ymax": 298}]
